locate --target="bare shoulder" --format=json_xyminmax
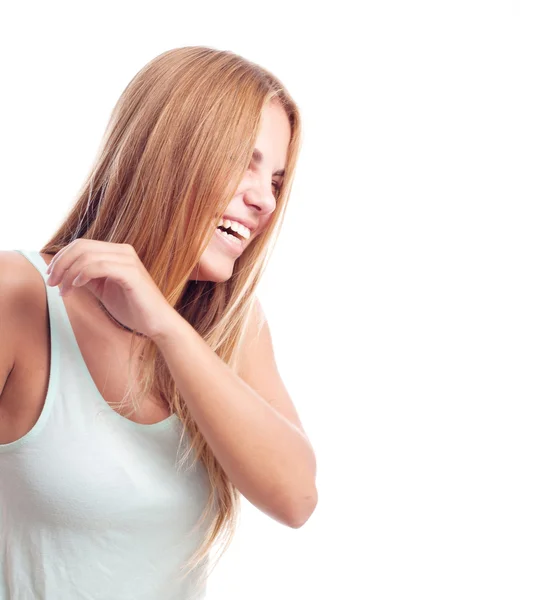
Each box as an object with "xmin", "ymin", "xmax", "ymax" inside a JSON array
[
  {"xmin": 0, "ymin": 250, "xmax": 46, "ymax": 308},
  {"xmin": 0, "ymin": 251, "xmax": 46, "ymax": 396},
  {"xmin": 238, "ymin": 296, "xmax": 309, "ymax": 439}
]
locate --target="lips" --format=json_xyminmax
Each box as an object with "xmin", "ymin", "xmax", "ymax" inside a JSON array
[
  {"xmin": 220, "ymin": 215, "xmax": 257, "ymax": 234},
  {"xmin": 214, "ymin": 227, "xmax": 245, "ymax": 256}
]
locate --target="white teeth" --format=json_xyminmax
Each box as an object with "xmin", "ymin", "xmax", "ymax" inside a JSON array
[
  {"xmin": 217, "ymin": 218, "xmax": 251, "ymax": 240},
  {"xmin": 216, "ymin": 228, "xmax": 242, "ymax": 244}
]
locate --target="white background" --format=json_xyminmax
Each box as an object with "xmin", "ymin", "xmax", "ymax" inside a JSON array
[{"xmin": 1, "ymin": 1, "xmax": 556, "ymax": 598}]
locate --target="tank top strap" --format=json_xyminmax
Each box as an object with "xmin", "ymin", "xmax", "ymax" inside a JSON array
[
  {"xmin": 12, "ymin": 249, "xmax": 95, "ymax": 415},
  {"xmin": 13, "ymin": 249, "xmax": 50, "ymax": 281},
  {"xmin": 13, "ymin": 249, "xmax": 68, "ymax": 328},
  {"xmin": 12, "ymin": 249, "xmax": 67, "ymax": 324},
  {"xmin": 12, "ymin": 249, "xmax": 181, "ymax": 437},
  {"xmin": 12, "ymin": 248, "xmax": 117, "ymax": 434},
  {"xmin": 13, "ymin": 249, "xmax": 92, "ymax": 353},
  {"xmin": 8, "ymin": 249, "xmax": 63, "ymax": 446},
  {"xmin": 12, "ymin": 247, "xmax": 71, "ymax": 351}
]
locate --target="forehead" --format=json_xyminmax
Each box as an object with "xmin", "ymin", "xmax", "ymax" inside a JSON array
[{"xmin": 255, "ymin": 102, "xmax": 291, "ymax": 170}]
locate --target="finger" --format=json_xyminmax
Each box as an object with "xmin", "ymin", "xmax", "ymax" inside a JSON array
[
  {"xmin": 59, "ymin": 252, "xmax": 133, "ymax": 297},
  {"xmin": 45, "ymin": 239, "xmax": 80, "ymax": 276},
  {"xmin": 64, "ymin": 256, "xmax": 136, "ymax": 296},
  {"xmin": 46, "ymin": 240, "xmax": 127, "ymax": 283}
]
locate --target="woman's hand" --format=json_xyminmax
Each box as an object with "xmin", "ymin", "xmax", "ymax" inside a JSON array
[{"xmin": 45, "ymin": 239, "xmax": 175, "ymax": 340}]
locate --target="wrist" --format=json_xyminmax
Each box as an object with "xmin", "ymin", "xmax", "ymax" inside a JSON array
[{"xmin": 149, "ymin": 305, "xmax": 183, "ymax": 346}]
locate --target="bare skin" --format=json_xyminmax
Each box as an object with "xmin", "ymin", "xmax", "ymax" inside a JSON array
[
  {"xmin": 0, "ymin": 100, "xmax": 291, "ymax": 445},
  {"xmin": 0, "ymin": 251, "xmax": 170, "ymax": 445}
]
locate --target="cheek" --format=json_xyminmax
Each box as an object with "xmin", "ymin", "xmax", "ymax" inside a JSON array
[
  {"xmin": 257, "ymin": 217, "xmax": 273, "ymax": 235},
  {"xmin": 257, "ymin": 221, "xmax": 272, "ymax": 239}
]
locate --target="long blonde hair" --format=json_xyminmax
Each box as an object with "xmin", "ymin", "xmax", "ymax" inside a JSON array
[{"xmin": 39, "ymin": 46, "xmax": 302, "ymax": 585}]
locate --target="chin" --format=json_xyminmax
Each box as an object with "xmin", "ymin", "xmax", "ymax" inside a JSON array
[
  {"xmin": 190, "ymin": 251, "xmax": 236, "ymax": 283},
  {"xmin": 190, "ymin": 230, "xmax": 256, "ymax": 282}
]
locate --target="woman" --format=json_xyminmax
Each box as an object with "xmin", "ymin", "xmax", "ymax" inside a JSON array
[{"xmin": 0, "ymin": 46, "xmax": 317, "ymax": 599}]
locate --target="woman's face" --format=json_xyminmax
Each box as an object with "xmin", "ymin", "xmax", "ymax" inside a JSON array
[{"xmin": 191, "ymin": 101, "xmax": 291, "ymax": 282}]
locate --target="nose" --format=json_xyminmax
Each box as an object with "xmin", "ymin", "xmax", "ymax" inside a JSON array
[{"xmin": 244, "ymin": 176, "xmax": 276, "ymax": 217}]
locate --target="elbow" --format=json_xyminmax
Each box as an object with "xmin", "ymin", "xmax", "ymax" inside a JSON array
[{"xmin": 286, "ymin": 486, "xmax": 318, "ymax": 529}]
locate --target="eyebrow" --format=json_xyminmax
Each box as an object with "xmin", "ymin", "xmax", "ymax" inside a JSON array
[{"xmin": 252, "ymin": 148, "xmax": 285, "ymax": 177}]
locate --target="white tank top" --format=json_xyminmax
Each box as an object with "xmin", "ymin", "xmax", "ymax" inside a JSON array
[{"xmin": 0, "ymin": 249, "xmax": 216, "ymax": 599}]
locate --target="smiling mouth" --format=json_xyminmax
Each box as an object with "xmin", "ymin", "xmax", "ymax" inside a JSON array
[
  {"xmin": 215, "ymin": 227, "xmax": 246, "ymax": 253},
  {"xmin": 216, "ymin": 225, "xmax": 244, "ymax": 241}
]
